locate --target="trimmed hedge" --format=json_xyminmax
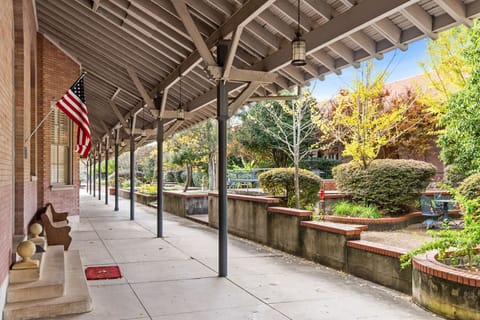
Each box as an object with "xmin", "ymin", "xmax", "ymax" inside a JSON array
[
  {"xmin": 259, "ymin": 168, "xmax": 322, "ymax": 209},
  {"xmin": 458, "ymin": 173, "xmax": 480, "ymax": 201},
  {"xmin": 333, "ymin": 159, "xmax": 436, "ymax": 214},
  {"xmin": 445, "ymin": 164, "xmax": 469, "ymax": 187}
]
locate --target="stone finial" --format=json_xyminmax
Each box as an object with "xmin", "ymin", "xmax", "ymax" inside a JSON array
[
  {"xmin": 12, "ymin": 240, "xmax": 39, "ymax": 270},
  {"xmin": 29, "ymin": 223, "xmax": 43, "ymax": 239}
]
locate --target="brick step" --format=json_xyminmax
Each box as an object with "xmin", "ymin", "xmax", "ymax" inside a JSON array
[
  {"xmin": 3, "ymin": 250, "xmax": 92, "ymax": 320},
  {"xmin": 6, "ymin": 246, "xmax": 65, "ymax": 303}
]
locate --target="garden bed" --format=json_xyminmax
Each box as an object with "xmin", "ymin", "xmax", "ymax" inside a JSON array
[{"xmin": 323, "ymin": 212, "xmax": 425, "ymax": 231}]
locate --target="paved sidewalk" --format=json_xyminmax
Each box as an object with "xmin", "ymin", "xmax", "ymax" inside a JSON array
[{"xmin": 54, "ymin": 191, "xmax": 439, "ymax": 320}]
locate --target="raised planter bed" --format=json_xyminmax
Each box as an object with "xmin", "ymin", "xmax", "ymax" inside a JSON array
[
  {"xmin": 117, "ymin": 189, "xmax": 208, "ymax": 216},
  {"xmin": 163, "ymin": 191, "xmax": 208, "ymax": 217},
  {"xmin": 412, "ymin": 251, "xmax": 480, "ymax": 320},
  {"xmin": 347, "ymin": 240, "xmax": 412, "ymax": 294},
  {"xmin": 323, "ymin": 212, "xmax": 424, "ymax": 231}
]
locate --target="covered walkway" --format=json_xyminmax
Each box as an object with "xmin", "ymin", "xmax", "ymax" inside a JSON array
[{"xmin": 61, "ymin": 191, "xmax": 437, "ymax": 320}]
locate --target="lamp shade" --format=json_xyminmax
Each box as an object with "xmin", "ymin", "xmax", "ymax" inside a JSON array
[
  {"xmin": 291, "ymin": 33, "xmax": 306, "ymax": 66},
  {"xmin": 177, "ymin": 108, "xmax": 185, "ymax": 121}
]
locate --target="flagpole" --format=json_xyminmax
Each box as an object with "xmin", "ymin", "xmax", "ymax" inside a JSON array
[{"xmin": 24, "ymin": 104, "xmax": 55, "ymax": 145}]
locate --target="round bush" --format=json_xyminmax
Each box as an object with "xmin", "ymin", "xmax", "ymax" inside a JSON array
[
  {"xmin": 333, "ymin": 159, "xmax": 436, "ymax": 214},
  {"xmin": 259, "ymin": 168, "xmax": 322, "ymax": 209},
  {"xmin": 445, "ymin": 164, "xmax": 469, "ymax": 187},
  {"xmin": 458, "ymin": 173, "xmax": 480, "ymax": 201},
  {"xmin": 165, "ymin": 171, "xmax": 176, "ymax": 182},
  {"xmin": 175, "ymin": 170, "xmax": 186, "ymax": 184}
]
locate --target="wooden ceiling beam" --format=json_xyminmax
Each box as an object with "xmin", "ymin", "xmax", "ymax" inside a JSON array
[
  {"xmin": 127, "ymin": 67, "xmax": 155, "ymax": 109},
  {"xmin": 172, "ymin": 0, "xmax": 216, "ymax": 67},
  {"xmin": 402, "ymin": 4, "xmax": 438, "ymax": 40},
  {"xmin": 372, "ymin": 18, "xmax": 408, "ymax": 51}
]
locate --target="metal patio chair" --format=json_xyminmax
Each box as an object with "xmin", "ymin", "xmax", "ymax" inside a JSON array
[{"xmin": 420, "ymin": 195, "xmax": 441, "ymax": 230}]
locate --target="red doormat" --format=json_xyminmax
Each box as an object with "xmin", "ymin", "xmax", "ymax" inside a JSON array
[{"xmin": 85, "ymin": 266, "xmax": 122, "ymax": 280}]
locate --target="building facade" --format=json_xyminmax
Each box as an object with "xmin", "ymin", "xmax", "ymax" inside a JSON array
[{"xmin": 0, "ymin": 0, "xmax": 81, "ymax": 310}]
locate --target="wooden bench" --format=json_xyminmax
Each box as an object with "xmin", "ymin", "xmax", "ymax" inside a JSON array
[
  {"xmin": 40, "ymin": 204, "xmax": 72, "ymax": 250},
  {"xmin": 44, "ymin": 203, "xmax": 69, "ymax": 224}
]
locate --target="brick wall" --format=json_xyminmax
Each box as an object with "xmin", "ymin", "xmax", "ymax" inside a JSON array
[
  {"xmin": 0, "ymin": 0, "xmax": 15, "ymax": 284},
  {"xmin": 37, "ymin": 34, "xmax": 81, "ymax": 216},
  {"xmin": 14, "ymin": 0, "xmax": 38, "ymax": 234}
]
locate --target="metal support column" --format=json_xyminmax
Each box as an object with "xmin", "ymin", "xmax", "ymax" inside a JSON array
[
  {"xmin": 156, "ymin": 116, "xmax": 164, "ymax": 238},
  {"xmin": 105, "ymin": 141, "xmax": 109, "ymax": 205},
  {"xmin": 86, "ymin": 159, "xmax": 89, "ymax": 194},
  {"xmin": 130, "ymin": 134, "xmax": 135, "ymax": 220},
  {"xmin": 98, "ymin": 147, "xmax": 101, "ymax": 201},
  {"xmin": 217, "ymin": 40, "xmax": 229, "ymax": 277},
  {"xmin": 90, "ymin": 156, "xmax": 93, "ymax": 195},
  {"xmin": 114, "ymin": 141, "xmax": 119, "ymax": 211},
  {"xmin": 93, "ymin": 155, "xmax": 96, "ymax": 197}
]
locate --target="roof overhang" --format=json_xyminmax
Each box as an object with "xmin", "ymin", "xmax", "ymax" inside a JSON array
[{"xmin": 35, "ymin": 0, "xmax": 480, "ymax": 153}]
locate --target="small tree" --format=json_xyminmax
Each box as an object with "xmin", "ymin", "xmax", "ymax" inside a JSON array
[
  {"xmin": 381, "ymin": 89, "xmax": 437, "ymax": 159},
  {"xmin": 165, "ymin": 120, "xmax": 215, "ymax": 192},
  {"xmin": 248, "ymin": 90, "xmax": 319, "ymax": 208},
  {"xmin": 317, "ymin": 63, "xmax": 413, "ymax": 168}
]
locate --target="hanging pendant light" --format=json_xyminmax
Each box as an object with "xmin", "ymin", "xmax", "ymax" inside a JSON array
[
  {"xmin": 291, "ymin": 0, "xmax": 306, "ymax": 66},
  {"xmin": 141, "ymin": 108, "xmax": 147, "ymax": 137},
  {"xmin": 177, "ymin": 75, "xmax": 185, "ymax": 120}
]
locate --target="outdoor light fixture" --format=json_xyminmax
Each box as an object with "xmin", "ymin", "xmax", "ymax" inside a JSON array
[
  {"xmin": 177, "ymin": 75, "xmax": 185, "ymax": 121},
  {"xmin": 291, "ymin": 0, "xmax": 306, "ymax": 66},
  {"xmin": 141, "ymin": 108, "xmax": 147, "ymax": 137}
]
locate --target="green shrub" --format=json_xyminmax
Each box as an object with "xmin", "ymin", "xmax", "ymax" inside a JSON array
[
  {"xmin": 333, "ymin": 159, "xmax": 436, "ymax": 214},
  {"xmin": 458, "ymin": 173, "xmax": 480, "ymax": 201},
  {"xmin": 165, "ymin": 171, "xmax": 176, "ymax": 182},
  {"xmin": 175, "ymin": 170, "xmax": 186, "ymax": 184},
  {"xmin": 259, "ymin": 168, "xmax": 322, "ymax": 209},
  {"xmin": 192, "ymin": 171, "xmax": 205, "ymax": 187},
  {"xmin": 332, "ymin": 201, "xmax": 381, "ymax": 219},
  {"xmin": 445, "ymin": 164, "xmax": 469, "ymax": 187}
]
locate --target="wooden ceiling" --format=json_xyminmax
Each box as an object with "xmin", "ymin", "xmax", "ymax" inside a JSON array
[{"xmin": 35, "ymin": 0, "xmax": 480, "ymax": 151}]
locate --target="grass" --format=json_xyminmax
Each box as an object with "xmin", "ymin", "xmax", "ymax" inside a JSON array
[{"xmin": 332, "ymin": 201, "xmax": 382, "ymax": 219}]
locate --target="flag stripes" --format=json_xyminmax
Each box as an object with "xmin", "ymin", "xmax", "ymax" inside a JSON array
[{"xmin": 56, "ymin": 74, "xmax": 91, "ymax": 157}]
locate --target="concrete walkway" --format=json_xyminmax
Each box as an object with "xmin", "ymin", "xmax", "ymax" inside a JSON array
[{"xmin": 52, "ymin": 191, "xmax": 440, "ymax": 320}]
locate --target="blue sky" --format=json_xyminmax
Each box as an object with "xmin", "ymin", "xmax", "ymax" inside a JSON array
[{"xmin": 310, "ymin": 39, "xmax": 429, "ymax": 101}]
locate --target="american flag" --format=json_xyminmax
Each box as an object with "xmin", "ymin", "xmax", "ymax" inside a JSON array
[{"xmin": 56, "ymin": 74, "xmax": 91, "ymax": 157}]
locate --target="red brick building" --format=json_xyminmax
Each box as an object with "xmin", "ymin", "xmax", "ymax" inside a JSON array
[
  {"xmin": 318, "ymin": 74, "xmax": 445, "ymax": 176},
  {"xmin": 0, "ymin": 0, "xmax": 80, "ymax": 308}
]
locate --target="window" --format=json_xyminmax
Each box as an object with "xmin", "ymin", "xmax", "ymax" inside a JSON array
[{"xmin": 50, "ymin": 105, "xmax": 72, "ymax": 185}]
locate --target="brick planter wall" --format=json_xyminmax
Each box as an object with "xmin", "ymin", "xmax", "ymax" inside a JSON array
[
  {"xmin": 267, "ymin": 207, "xmax": 311, "ymax": 255},
  {"xmin": 117, "ymin": 189, "xmax": 156, "ymax": 207},
  {"xmin": 412, "ymin": 252, "xmax": 480, "ymax": 320},
  {"xmin": 300, "ymin": 221, "xmax": 363, "ymax": 271},
  {"xmin": 208, "ymin": 193, "xmax": 279, "ymax": 244},
  {"xmin": 164, "ymin": 191, "xmax": 208, "ymax": 217},
  {"xmin": 347, "ymin": 240, "xmax": 412, "ymax": 294}
]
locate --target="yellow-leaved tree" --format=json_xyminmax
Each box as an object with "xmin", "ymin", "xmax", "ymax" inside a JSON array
[
  {"xmin": 316, "ymin": 63, "xmax": 414, "ymax": 169},
  {"xmin": 419, "ymin": 25, "xmax": 471, "ymax": 120}
]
